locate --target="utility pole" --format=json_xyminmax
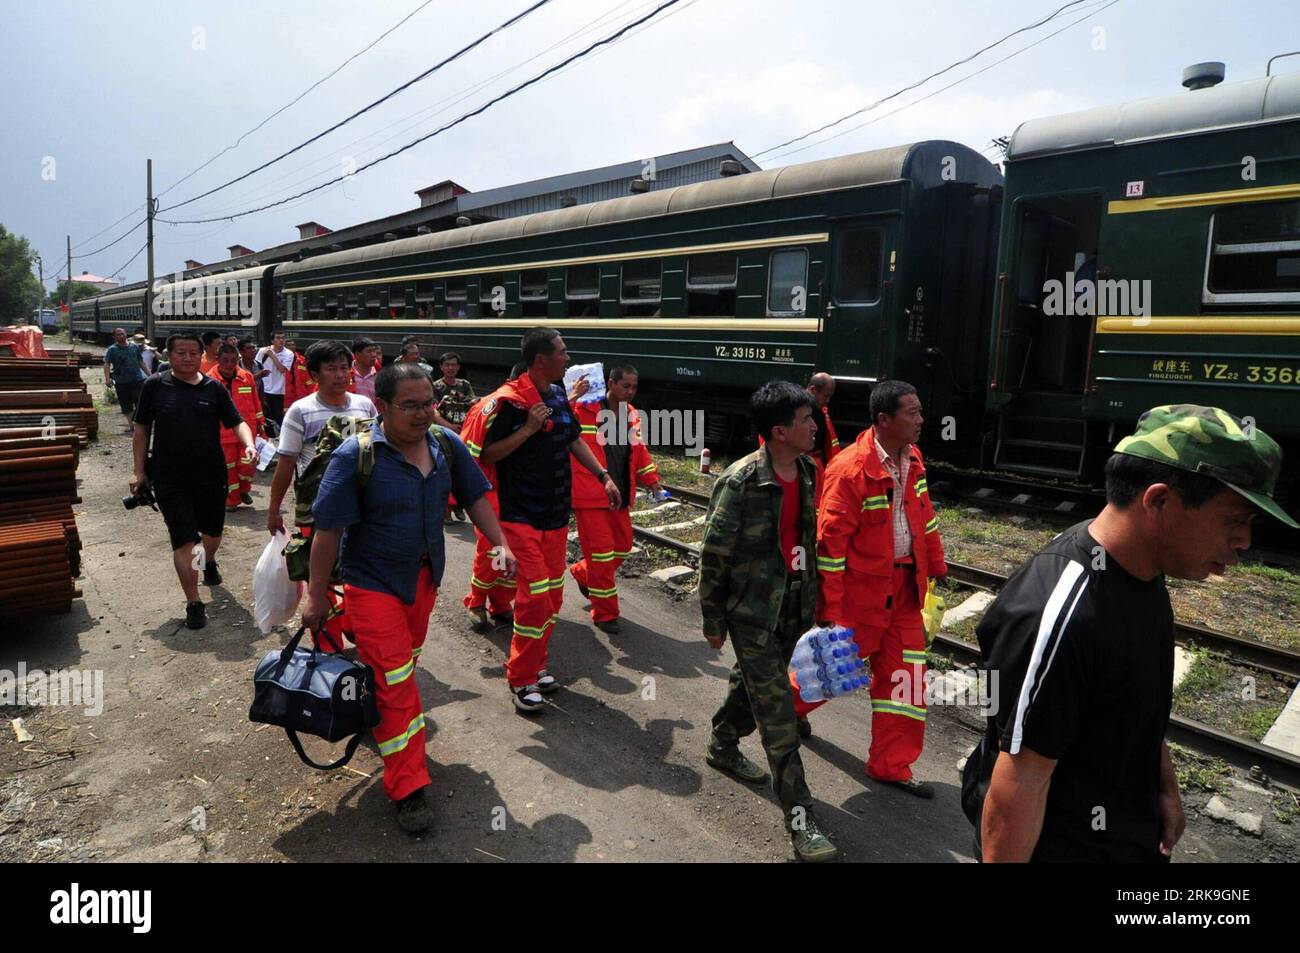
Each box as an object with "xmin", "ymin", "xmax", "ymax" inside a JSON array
[
  {"xmin": 34, "ymin": 255, "xmax": 43, "ymax": 327},
  {"xmin": 67, "ymin": 234, "xmax": 73, "ymax": 340},
  {"xmin": 145, "ymin": 158, "xmax": 156, "ymax": 342}
]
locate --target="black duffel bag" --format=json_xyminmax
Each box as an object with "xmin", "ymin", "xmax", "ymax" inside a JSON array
[{"xmin": 249, "ymin": 626, "xmax": 380, "ymax": 770}]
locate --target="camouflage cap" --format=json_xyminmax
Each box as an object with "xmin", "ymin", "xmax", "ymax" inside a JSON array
[{"xmin": 1114, "ymin": 404, "xmax": 1298, "ymax": 528}]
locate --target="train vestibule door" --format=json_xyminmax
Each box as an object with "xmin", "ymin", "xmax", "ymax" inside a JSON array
[{"xmin": 822, "ymin": 217, "xmax": 893, "ymax": 380}]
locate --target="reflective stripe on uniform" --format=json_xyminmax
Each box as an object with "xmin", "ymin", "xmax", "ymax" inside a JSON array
[
  {"xmin": 384, "ymin": 657, "xmax": 415, "ymax": 686},
  {"xmin": 914, "ymin": 478, "xmax": 928, "ymax": 497},
  {"xmin": 901, "ymin": 649, "xmax": 928, "ymax": 665},
  {"xmin": 376, "ymin": 713, "xmax": 425, "ymax": 757},
  {"xmin": 871, "ymin": 698, "xmax": 927, "ymax": 721},
  {"xmin": 636, "ymin": 464, "xmax": 657, "ymax": 475},
  {"xmin": 588, "ymin": 585, "xmax": 617, "ymax": 598},
  {"xmin": 862, "ymin": 494, "xmax": 889, "ymax": 511},
  {"xmin": 513, "ymin": 614, "xmax": 559, "ymax": 640},
  {"xmin": 817, "ymin": 555, "xmax": 846, "ymax": 572},
  {"xmin": 925, "ymin": 517, "xmax": 939, "ymax": 534},
  {"xmin": 590, "ymin": 550, "xmax": 617, "ymax": 563}
]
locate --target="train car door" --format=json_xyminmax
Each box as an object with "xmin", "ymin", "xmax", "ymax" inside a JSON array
[{"xmin": 823, "ymin": 217, "xmax": 891, "ymax": 378}]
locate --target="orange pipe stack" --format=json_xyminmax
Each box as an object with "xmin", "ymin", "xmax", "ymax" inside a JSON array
[{"xmin": 0, "ymin": 520, "xmax": 78, "ymax": 618}]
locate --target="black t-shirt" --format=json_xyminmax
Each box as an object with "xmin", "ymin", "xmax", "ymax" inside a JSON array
[
  {"xmin": 971, "ymin": 520, "xmax": 1174, "ymax": 862},
  {"xmin": 134, "ymin": 371, "xmax": 244, "ymax": 486},
  {"xmin": 486, "ymin": 382, "xmax": 580, "ymax": 530},
  {"xmin": 598, "ymin": 400, "xmax": 634, "ymax": 510}
]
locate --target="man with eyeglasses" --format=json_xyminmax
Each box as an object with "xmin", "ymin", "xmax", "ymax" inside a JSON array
[{"xmin": 305, "ymin": 361, "xmax": 515, "ymax": 834}]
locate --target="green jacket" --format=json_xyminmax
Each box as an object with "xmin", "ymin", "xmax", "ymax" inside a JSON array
[{"xmin": 698, "ymin": 447, "xmax": 819, "ymax": 638}]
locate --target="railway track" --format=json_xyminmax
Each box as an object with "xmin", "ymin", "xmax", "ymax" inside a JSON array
[{"xmin": 641, "ymin": 482, "xmax": 1300, "ymax": 791}]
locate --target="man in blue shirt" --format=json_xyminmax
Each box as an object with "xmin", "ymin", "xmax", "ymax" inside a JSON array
[
  {"xmin": 304, "ymin": 362, "xmax": 516, "ymax": 834},
  {"xmin": 103, "ymin": 327, "xmax": 148, "ymax": 430}
]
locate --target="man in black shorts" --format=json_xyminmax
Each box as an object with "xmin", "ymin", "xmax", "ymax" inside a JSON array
[
  {"xmin": 965, "ymin": 405, "xmax": 1298, "ymax": 862},
  {"xmin": 131, "ymin": 330, "xmax": 257, "ymax": 630}
]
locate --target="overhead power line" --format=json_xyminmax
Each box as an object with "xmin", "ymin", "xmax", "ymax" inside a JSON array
[
  {"xmin": 753, "ymin": 0, "xmax": 1100, "ymax": 159},
  {"xmin": 161, "ymin": 0, "xmax": 556, "ymax": 213},
  {"xmin": 159, "ymin": 0, "xmax": 686, "ymax": 226}
]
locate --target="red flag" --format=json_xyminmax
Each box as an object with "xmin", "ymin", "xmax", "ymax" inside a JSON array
[{"xmin": 59, "ymin": 300, "xmax": 69, "ymax": 313}]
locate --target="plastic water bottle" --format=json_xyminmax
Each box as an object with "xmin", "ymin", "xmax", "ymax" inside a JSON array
[
  {"xmin": 654, "ymin": 487, "xmax": 673, "ymax": 503},
  {"xmin": 789, "ymin": 625, "xmax": 866, "ymax": 703}
]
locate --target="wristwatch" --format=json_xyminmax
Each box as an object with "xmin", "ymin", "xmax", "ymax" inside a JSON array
[{"xmin": 597, "ymin": 469, "xmax": 610, "ymax": 483}]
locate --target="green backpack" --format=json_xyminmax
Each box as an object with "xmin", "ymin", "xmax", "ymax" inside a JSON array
[{"xmin": 282, "ymin": 416, "xmax": 454, "ymax": 581}]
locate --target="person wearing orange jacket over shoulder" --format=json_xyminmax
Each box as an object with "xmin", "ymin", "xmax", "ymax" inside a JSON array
[
  {"xmin": 282, "ymin": 338, "xmax": 317, "ymax": 409},
  {"xmin": 568, "ymin": 364, "xmax": 663, "ymax": 633},
  {"xmin": 208, "ymin": 343, "xmax": 264, "ymax": 510},
  {"xmin": 478, "ymin": 329, "xmax": 621, "ymax": 714},
  {"xmin": 807, "ymin": 372, "xmax": 841, "ymax": 468},
  {"xmin": 792, "ymin": 379, "xmax": 947, "ymax": 798},
  {"xmin": 459, "ymin": 362, "xmax": 528, "ymax": 632}
]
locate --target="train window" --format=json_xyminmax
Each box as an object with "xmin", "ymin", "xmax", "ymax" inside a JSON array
[
  {"xmin": 566, "ymin": 264, "xmax": 600, "ymax": 317},
  {"xmin": 767, "ymin": 249, "xmax": 808, "ymax": 316},
  {"xmin": 1206, "ymin": 200, "xmax": 1300, "ymax": 302},
  {"xmin": 365, "ymin": 287, "xmax": 381, "ymax": 307},
  {"xmin": 445, "ymin": 276, "xmax": 467, "ymax": 319},
  {"xmin": 834, "ymin": 228, "xmax": 883, "ymax": 303},
  {"xmin": 479, "ymin": 273, "xmax": 509, "ymax": 316},
  {"xmin": 621, "ymin": 260, "xmax": 662, "ymax": 317},
  {"xmin": 520, "ymin": 269, "xmax": 549, "ymax": 318},
  {"xmin": 686, "ymin": 252, "xmax": 736, "ymax": 316},
  {"xmin": 415, "ymin": 280, "xmax": 436, "ymax": 303}
]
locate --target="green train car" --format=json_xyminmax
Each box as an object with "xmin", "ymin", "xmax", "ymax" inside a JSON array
[
  {"xmin": 273, "ymin": 140, "xmax": 1003, "ymax": 445},
  {"xmin": 990, "ymin": 68, "xmax": 1300, "ymax": 493}
]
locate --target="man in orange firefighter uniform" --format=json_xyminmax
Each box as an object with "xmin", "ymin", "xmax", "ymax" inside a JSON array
[
  {"xmin": 568, "ymin": 364, "xmax": 663, "ymax": 633},
  {"xmin": 807, "ymin": 371, "xmax": 842, "ymax": 469},
  {"xmin": 209, "ymin": 343, "xmax": 264, "ymax": 510},
  {"xmin": 793, "ymin": 379, "xmax": 947, "ymax": 797},
  {"xmin": 477, "ymin": 329, "xmax": 621, "ymax": 713}
]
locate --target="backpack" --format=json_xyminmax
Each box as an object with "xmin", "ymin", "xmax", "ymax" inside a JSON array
[{"xmin": 282, "ymin": 416, "xmax": 455, "ymax": 580}]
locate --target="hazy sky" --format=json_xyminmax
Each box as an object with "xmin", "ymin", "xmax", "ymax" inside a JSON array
[{"xmin": 3, "ymin": 0, "xmax": 1293, "ymax": 287}]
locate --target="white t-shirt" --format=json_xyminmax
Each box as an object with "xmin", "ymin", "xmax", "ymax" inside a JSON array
[
  {"xmin": 277, "ymin": 392, "xmax": 376, "ymax": 476},
  {"xmin": 260, "ymin": 346, "xmax": 295, "ymax": 395}
]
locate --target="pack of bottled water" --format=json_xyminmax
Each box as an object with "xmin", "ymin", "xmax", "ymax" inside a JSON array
[{"xmin": 789, "ymin": 625, "xmax": 868, "ymax": 703}]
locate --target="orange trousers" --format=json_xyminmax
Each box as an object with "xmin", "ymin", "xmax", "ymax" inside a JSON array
[
  {"xmin": 792, "ymin": 563, "xmax": 927, "ymax": 781},
  {"xmin": 344, "ymin": 567, "xmax": 437, "ymax": 802},
  {"xmin": 569, "ymin": 507, "xmax": 634, "ymax": 623},
  {"xmin": 299, "ymin": 524, "xmax": 352, "ymax": 653},
  {"xmin": 502, "ymin": 522, "xmax": 567, "ymax": 689},
  {"xmin": 464, "ymin": 495, "xmax": 515, "ymax": 614},
  {"xmin": 222, "ymin": 441, "xmax": 254, "ymax": 507}
]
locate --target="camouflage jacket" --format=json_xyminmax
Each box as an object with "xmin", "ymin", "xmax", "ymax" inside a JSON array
[{"xmin": 699, "ymin": 447, "xmax": 819, "ymax": 638}]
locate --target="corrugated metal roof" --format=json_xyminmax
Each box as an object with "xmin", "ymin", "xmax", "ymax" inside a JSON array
[
  {"xmin": 1008, "ymin": 71, "xmax": 1300, "ymax": 160},
  {"xmin": 277, "ymin": 141, "xmax": 993, "ymax": 279}
]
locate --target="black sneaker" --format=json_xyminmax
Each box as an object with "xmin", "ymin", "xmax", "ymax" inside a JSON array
[
  {"xmin": 489, "ymin": 610, "xmax": 514, "ymax": 628},
  {"xmin": 240, "ymin": 492, "xmax": 254, "ymax": 505},
  {"xmin": 202, "ymin": 561, "xmax": 222, "ymax": 586},
  {"xmin": 536, "ymin": 670, "xmax": 559, "ymax": 694},
  {"xmin": 511, "ymin": 685, "xmax": 546, "ymax": 713},
  {"xmin": 395, "ymin": 786, "xmax": 435, "ymax": 834},
  {"xmin": 452, "ymin": 505, "xmax": 466, "ymax": 521},
  {"xmin": 594, "ymin": 618, "xmax": 620, "ymax": 635},
  {"xmin": 185, "ymin": 601, "xmax": 207, "ymax": 630},
  {"xmin": 797, "ymin": 716, "xmax": 812, "ymax": 740}
]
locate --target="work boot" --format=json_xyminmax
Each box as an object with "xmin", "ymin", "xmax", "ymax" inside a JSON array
[
  {"xmin": 202, "ymin": 561, "xmax": 222, "ymax": 586},
  {"xmin": 395, "ymin": 786, "xmax": 435, "ymax": 834},
  {"xmin": 571, "ymin": 568, "xmax": 590, "ymax": 599},
  {"xmin": 489, "ymin": 610, "xmax": 513, "ymax": 628},
  {"xmin": 594, "ymin": 618, "xmax": 620, "ymax": 635},
  {"xmin": 705, "ymin": 744, "xmax": 768, "ymax": 785},
  {"xmin": 240, "ymin": 492, "xmax": 254, "ymax": 505},
  {"xmin": 797, "ymin": 716, "xmax": 812, "ymax": 740},
  {"xmin": 874, "ymin": 776, "xmax": 935, "ymax": 799},
  {"xmin": 185, "ymin": 601, "xmax": 207, "ymax": 630},
  {"xmin": 466, "ymin": 605, "xmax": 491, "ymax": 634},
  {"xmin": 789, "ymin": 815, "xmax": 840, "ymax": 863}
]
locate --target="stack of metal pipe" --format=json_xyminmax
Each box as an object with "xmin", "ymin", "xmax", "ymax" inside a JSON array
[
  {"xmin": 0, "ymin": 358, "xmax": 97, "ymax": 444},
  {"xmin": 0, "ymin": 520, "xmax": 78, "ymax": 617}
]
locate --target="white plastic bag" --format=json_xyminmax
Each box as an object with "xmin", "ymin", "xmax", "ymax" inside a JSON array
[
  {"xmin": 253, "ymin": 531, "xmax": 303, "ymax": 634},
  {"xmin": 254, "ymin": 435, "xmax": 278, "ymax": 471}
]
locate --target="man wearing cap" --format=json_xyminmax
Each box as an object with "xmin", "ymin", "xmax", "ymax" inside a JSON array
[{"xmin": 964, "ymin": 404, "xmax": 1297, "ymax": 862}]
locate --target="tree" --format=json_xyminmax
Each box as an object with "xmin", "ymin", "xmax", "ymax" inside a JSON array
[
  {"xmin": 0, "ymin": 225, "xmax": 42, "ymax": 323},
  {"xmin": 47, "ymin": 280, "xmax": 103, "ymax": 310}
]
